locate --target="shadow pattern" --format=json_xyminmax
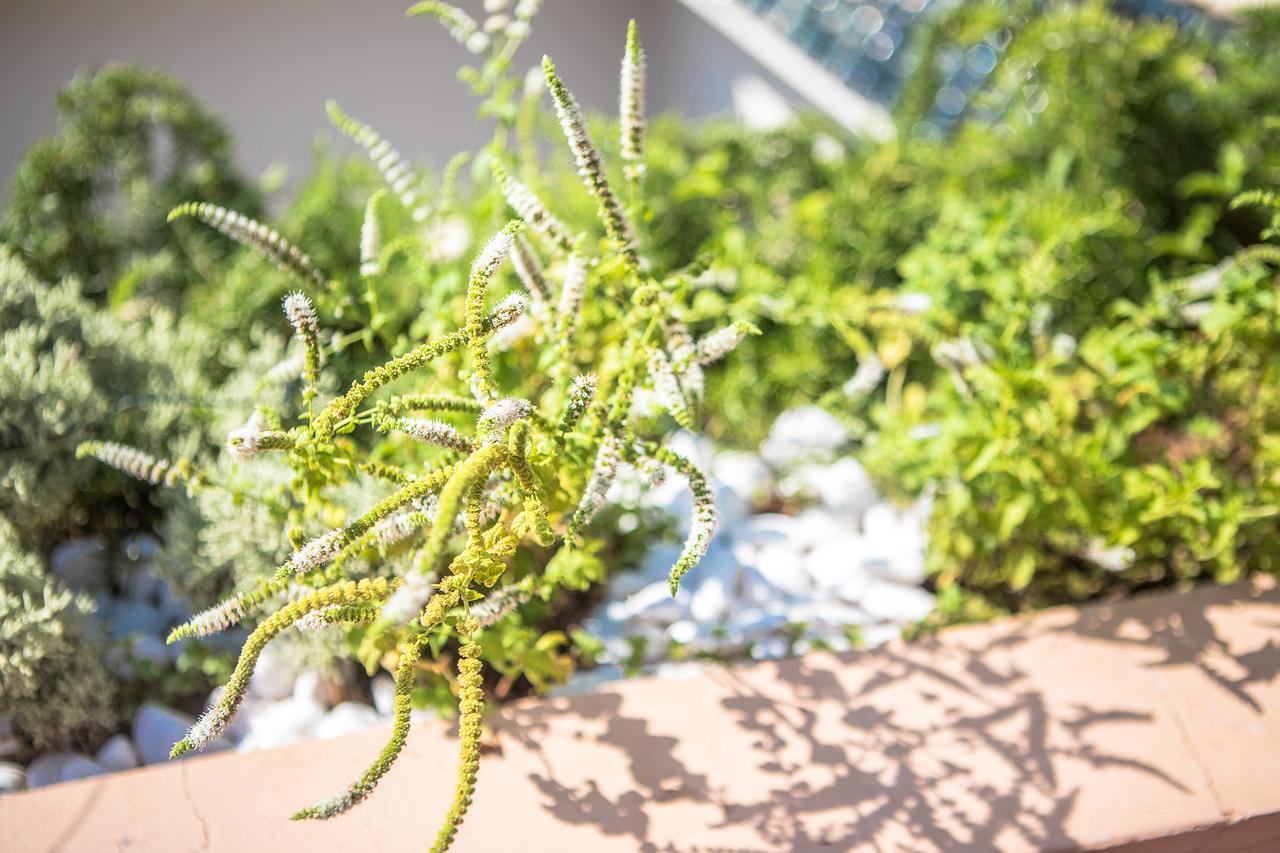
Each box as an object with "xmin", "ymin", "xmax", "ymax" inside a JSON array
[{"xmin": 498, "ymin": 580, "xmax": 1279, "ymax": 851}]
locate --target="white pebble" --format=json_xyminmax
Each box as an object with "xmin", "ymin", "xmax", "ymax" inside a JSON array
[
  {"xmin": 713, "ymin": 451, "xmax": 774, "ymax": 504},
  {"xmin": 370, "ymin": 673, "xmax": 396, "ymax": 717},
  {"xmin": 760, "ymin": 406, "xmax": 849, "ymax": 468},
  {"xmin": 292, "ymin": 670, "xmax": 329, "ymax": 707},
  {"xmin": 859, "ymin": 579, "xmax": 936, "ymax": 625},
  {"xmin": 94, "ymin": 735, "xmax": 139, "ymax": 772},
  {"xmin": 49, "ymin": 538, "xmax": 109, "ymax": 591},
  {"xmin": 60, "ymin": 756, "xmax": 108, "ymax": 783},
  {"xmin": 315, "ymin": 703, "xmax": 382, "ymax": 740},
  {"xmin": 0, "ymin": 761, "xmax": 25, "ymax": 793},
  {"xmin": 236, "ymin": 698, "xmax": 325, "ymax": 753},
  {"xmin": 740, "ymin": 540, "xmax": 811, "ymax": 599},
  {"xmin": 25, "ymin": 753, "xmax": 77, "ymax": 788},
  {"xmin": 605, "ymin": 581, "xmax": 686, "ymax": 626},
  {"xmin": 247, "ymin": 645, "xmax": 297, "ymax": 701}
]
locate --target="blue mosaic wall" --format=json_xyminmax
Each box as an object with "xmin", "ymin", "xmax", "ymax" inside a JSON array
[{"xmin": 735, "ymin": 0, "xmax": 1228, "ymax": 132}]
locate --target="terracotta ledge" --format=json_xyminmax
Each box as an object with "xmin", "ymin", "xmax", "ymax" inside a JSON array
[{"xmin": 4, "ymin": 578, "xmax": 1278, "ymax": 852}]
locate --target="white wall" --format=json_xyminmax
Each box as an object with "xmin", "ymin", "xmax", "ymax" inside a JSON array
[{"xmin": 0, "ymin": 0, "xmax": 802, "ymax": 200}]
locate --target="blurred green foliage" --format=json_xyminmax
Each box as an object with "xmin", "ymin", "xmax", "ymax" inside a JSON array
[
  {"xmin": 5, "ymin": 0, "xmax": 1280, "ymax": 754},
  {"xmin": 2, "ymin": 64, "xmax": 260, "ymax": 304},
  {"xmin": 635, "ymin": 2, "xmax": 1280, "ymax": 441},
  {"xmin": 0, "ymin": 517, "xmax": 116, "ymax": 751}
]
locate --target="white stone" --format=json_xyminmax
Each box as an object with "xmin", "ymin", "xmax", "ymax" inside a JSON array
[
  {"xmin": 786, "ymin": 600, "xmax": 873, "ymax": 630},
  {"xmin": 726, "ymin": 607, "xmax": 789, "ymax": 641},
  {"xmin": 121, "ymin": 533, "xmax": 158, "ymax": 563},
  {"xmin": 760, "ymin": 406, "xmax": 849, "ymax": 469},
  {"xmin": 292, "ymin": 670, "xmax": 328, "ymax": 707},
  {"xmin": 711, "ymin": 482, "xmax": 750, "ymax": 535},
  {"xmin": 833, "ymin": 571, "xmax": 875, "ymax": 606},
  {"xmin": 0, "ymin": 761, "xmax": 24, "ymax": 793},
  {"xmin": 781, "ymin": 457, "xmax": 879, "ymax": 518},
  {"xmin": 639, "ymin": 477, "xmax": 747, "ymax": 540},
  {"xmin": 157, "ymin": 582, "xmax": 192, "ymax": 623},
  {"xmin": 736, "ymin": 565, "xmax": 786, "ymax": 609},
  {"xmin": 741, "ymin": 540, "xmax": 811, "ymax": 599},
  {"xmin": 60, "ymin": 756, "xmax": 108, "ymax": 783},
  {"xmin": 688, "ymin": 574, "xmax": 731, "ymax": 623},
  {"xmin": 604, "ymin": 581, "xmax": 686, "ymax": 626},
  {"xmin": 664, "ymin": 430, "xmax": 716, "ymax": 472},
  {"xmin": 713, "ymin": 451, "xmax": 774, "ymax": 505},
  {"xmin": 49, "ymin": 538, "xmax": 109, "ymax": 591},
  {"xmin": 604, "ymin": 463, "xmax": 647, "ymax": 509},
  {"xmin": 639, "ymin": 477, "xmax": 688, "ymax": 521},
  {"xmin": 126, "ymin": 566, "xmax": 163, "ymax": 604},
  {"xmin": 370, "ymin": 673, "xmax": 396, "ymax": 717},
  {"xmin": 802, "ymin": 535, "xmax": 869, "ymax": 590},
  {"xmin": 649, "ymin": 661, "xmax": 706, "ymax": 681},
  {"xmin": 247, "ymin": 645, "xmax": 297, "ymax": 701},
  {"xmin": 133, "ymin": 704, "xmax": 190, "ymax": 765},
  {"xmin": 236, "ymin": 698, "xmax": 325, "ymax": 753},
  {"xmin": 133, "ymin": 703, "xmax": 231, "ymax": 765},
  {"xmin": 859, "ymin": 579, "xmax": 936, "ymax": 625},
  {"xmin": 791, "ymin": 509, "xmax": 861, "ymax": 548},
  {"xmin": 25, "ymin": 752, "xmax": 77, "ymax": 788},
  {"xmin": 107, "ymin": 602, "xmax": 167, "ymax": 639},
  {"xmin": 666, "ymin": 620, "xmax": 698, "ymax": 645},
  {"xmin": 811, "ymin": 630, "xmax": 854, "ymax": 653},
  {"xmin": 731, "ymin": 513, "xmax": 801, "ymax": 549},
  {"xmin": 862, "ymin": 499, "xmax": 928, "ymax": 538},
  {"xmin": 103, "ymin": 646, "xmax": 133, "ymax": 680},
  {"xmin": 315, "ymin": 703, "xmax": 382, "ymax": 740},
  {"xmin": 685, "ymin": 539, "xmax": 738, "ymax": 589},
  {"xmin": 859, "ymin": 623, "xmax": 904, "ymax": 648},
  {"xmin": 608, "ymin": 544, "xmax": 681, "ymax": 600},
  {"xmin": 750, "ymin": 637, "xmax": 790, "ymax": 660},
  {"xmin": 628, "ymin": 622, "xmax": 672, "ymax": 663},
  {"xmin": 94, "ymin": 735, "xmax": 139, "ymax": 771},
  {"xmin": 860, "ymin": 500, "xmax": 930, "ymax": 585},
  {"xmin": 129, "ymin": 635, "xmax": 169, "ymax": 668}
]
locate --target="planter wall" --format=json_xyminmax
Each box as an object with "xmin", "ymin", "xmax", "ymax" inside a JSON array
[{"xmin": 3, "ymin": 578, "xmax": 1278, "ymax": 851}]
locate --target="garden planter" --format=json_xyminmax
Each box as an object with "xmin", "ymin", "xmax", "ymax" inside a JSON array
[{"xmin": 3, "ymin": 577, "xmax": 1276, "ymax": 851}]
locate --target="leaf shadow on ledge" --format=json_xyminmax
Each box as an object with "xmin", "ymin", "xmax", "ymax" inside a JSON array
[{"xmin": 492, "ymin": 578, "xmax": 1280, "ymax": 852}]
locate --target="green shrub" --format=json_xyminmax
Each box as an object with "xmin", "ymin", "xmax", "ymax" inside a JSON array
[
  {"xmin": 0, "ymin": 246, "xmax": 212, "ymax": 548},
  {"xmin": 864, "ymin": 247, "xmax": 1280, "ymax": 608},
  {"xmin": 0, "ymin": 518, "xmax": 116, "ymax": 752},
  {"xmin": 2, "ymin": 64, "xmax": 259, "ymax": 304},
  {"xmin": 633, "ymin": 2, "xmax": 1280, "ymax": 443}
]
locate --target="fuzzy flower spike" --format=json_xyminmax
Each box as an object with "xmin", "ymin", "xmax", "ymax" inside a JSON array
[
  {"xmin": 620, "ymin": 20, "xmax": 646, "ymax": 185},
  {"xmin": 328, "ymin": 102, "xmax": 430, "ymax": 221},
  {"xmin": 169, "ymin": 202, "xmax": 327, "ymax": 287},
  {"xmin": 543, "ymin": 56, "xmax": 639, "ymax": 272}
]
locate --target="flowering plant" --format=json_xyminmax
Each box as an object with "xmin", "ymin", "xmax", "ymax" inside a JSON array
[{"xmin": 78, "ymin": 11, "xmax": 750, "ymax": 849}]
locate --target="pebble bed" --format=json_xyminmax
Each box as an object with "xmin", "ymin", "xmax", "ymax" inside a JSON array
[{"xmin": 2, "ymin": 406, "xmax": 934, "ymax": 792}]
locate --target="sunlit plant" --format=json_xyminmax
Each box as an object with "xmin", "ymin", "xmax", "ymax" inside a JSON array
[{"xmin": 78, "ymin": 9, "xmax": 752, "ymax": 850}]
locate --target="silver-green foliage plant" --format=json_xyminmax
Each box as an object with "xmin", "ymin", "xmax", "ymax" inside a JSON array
[
  {"xmin": 0, "ymin": 245, "xmax": 208, "ymax": 546},
  {"xmin": 79, "ymin": 15, "xmax": 749, "ymax": 849},
  {"xmin": 0, "ymin": 517, "xmax": 117, "ymax": 751}
]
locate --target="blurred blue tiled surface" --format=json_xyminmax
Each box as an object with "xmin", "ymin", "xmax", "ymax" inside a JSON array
[{"xmin": 732, "ymin": 0, "xmax": 1228, "ymax": 132}]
